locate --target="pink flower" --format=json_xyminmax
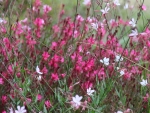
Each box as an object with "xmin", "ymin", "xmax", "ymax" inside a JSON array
[
  {"xmin": 1, "ymin": 95, "xmax": 7, "ymax": 104},
  {"xmin": 43, "ymin": 5, "xmax": 52, "ymax": 13},
  {"xmin": 37, "ymin": 94, "xmax": 42, "ymax": 101},
  {"xmin": 34, "ymin": 18, "xmax": 45, "ymax": 28},
  {"xmin": 142, "ymin": 5, "xmax": 146, "ymax": 11},
  {"xmin": 45, "ymin": 100, "xmax": 51, "ymax": 108},
  {"xmin": 51, "ymin": 73, "xmax": 59, "ymax": 81},
  {"xmin": 0, "ymin": 78, "xmax": 4, "ymax": 85},
  {"xmin": 42, "ymin": 51, "xmax": 50, "ymax": 61}
]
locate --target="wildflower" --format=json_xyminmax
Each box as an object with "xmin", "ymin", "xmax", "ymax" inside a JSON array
[
  {"xmin": 37, "ymin": 75, "xmax": 42, "ymax": 81},
  {"xmin": 72, "ymin": 95, "xmax": 83, "ymax": 107},
  {"xmin": 0, "ymin": 78, "xmax": 4, "ymax": 84},
  {"xmin": 91, "ymin": 23, "xmax": 98, "ymax": 30},
  {"xmin": 37, "ymin": 94, "xmax": 42, "ymax": 101},
  {"xmin": 129, "ymin": 18, "xmax": 136, "ymax": 27},
  {"xmin": 116, "ymin": 111, "xmax": 123, "ymax": 113},
  {"xmin": 45, "ymin": 100, "xmax": 51, "ymax": 108},
  {"xmin": 140, "ymin": 79, "xmax": 148, "ymax": 86},
  {"xmin": 42, "ymin": 51, "xmax": 50, "ymax": 61},
  {"xmin": 129, "ymin": 29, "xmax": 138, "ymax": 37},
  {"xmin": 120, "ymin": 70, "xmax": 125, "ymax": 76},
  {"xmin": 83, "ymin": 0, "xmax": 91, "ymax": 6},
  {"xmin": 100, "ymin": 57, "xmax": 109, "ymax": 66},
  {"xmin": 15, "ymin": 106, "xmax": 26, "ymax": 113},
  {"xmin": 142, "ymin": 5, "xmax": 146, "ymax": 11},
  {"xmin": 51, "ymin": 73, "xmax": 59, "ymax": 81},
  {"xmin": 115, "ymin": 54, "xmax": 123, "ymax": 62},
  {"xmin": 113, "ymin": 0, "xmax": 120, "ymax": 6},
  {"xmin": 101, "ymin": 6, "xmax": 110, "ymax": 15},
  {"xmin": 9, "ymin": 108, "xmax": 13, "ymax": 113},
  {"xmin": 87, "ymin": 87, "xmax": 95, "ymax": 96},
  {"xmin": 43, "ymin": 5, "xmax": 52, "ymax": 13},
  {"xmin": 36, "ymin": 66, "xmax": 43, "ymax": 74},
  {"xmin": 124, "ymin": 3, "xmax": 128, "ymax": 9},
  {"xmin": 0, "ymin": 18, "xmax": 4, "ymax": 23}
]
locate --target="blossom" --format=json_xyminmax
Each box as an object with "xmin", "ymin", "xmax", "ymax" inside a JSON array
[
  {"xmin": 101, "ymin": 6, "xmax": 110, "ymax": 15},
  {"xmin": 43, "ymin": 5, "xmax": 52, "ymax": 13},
  {"xmin": 140, "ymin": 79, "xmax": 148, "ymax": 86},
  {"xmin": 120, "ymin": 70, "xmax": 125, "ymax": 76},
  {"xmin": 45, "ymin": 100, "xmax": 51, "ymax": 108},
  {"xmin": 36, "ymin": 66, "xmax": 43, "ymax": 74},
  {"xmin": 87, "ymin": 87, "xmax": 95, "ymax": 96},
  {"xmin": 124, "ymin": 3, "xmax": 128, "ymax": 9},
  {"xmin": 72, "ymin": 95, "xmax": 83, "ymax": 107},
  {"xmin": 83, "ymin": 0, "xmax": 91, "ymax": 6},
  {"xmin": 116, "ymin": 111, "xmax": 123, "ymax": 113},
  {"xmin": 129, "ymin": 18, "xmax": 136, "ymax": 27},
  {"xmin": 0, "ymin": 78, "xmax": 4, "ymax": 84},
  {"xmin": 142, "ymin": 5, "xmax": 146, "ymax": 11},
  {"xmin": 37, "ymin": 75, "xmax": 42, "ymax": 81},
  {"xmin": 42, "ymin": 51, "xmax": 50, "ymax": 61},
  {"xmin": 115, "ymin": 54, "xmax": 123, "ymax": 62},
  {"xmin": 91, "ymin": 23, "xmax": 98, "ymax": 30},
  {"xmin": 100, "ymin": 57, "xmax": 109, "ymax": 66},
  {"xmin": 15, "ymin": 106, "xmax": 26, "ymax": 113},
  {"xmin": 9, "ymin": 108, "xmax": 13, "ymax": 113},
  {"xmin": 129, "ymin": 29, "xmax": 138, "ymax": 37},
  {"xmin": 113, "ymin": 0, "xmax": 120, "ymax": 6}
]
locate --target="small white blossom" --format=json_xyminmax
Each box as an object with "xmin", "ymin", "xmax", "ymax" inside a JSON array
[
  {"xmin": 129, "ymin": 29, "xmax": 138, "ymax": 37},
  {"xmin": 124, "ymin": 3, "xmax": 128, "ymax": 9},
  {"xmin": 120, "ymin": 70, "xmax": 125, "ymax": 76},
  {"xmin": 100, "ymin": 57, "xmax": 109, "ymax": 66},
  {"xmin": 115, "ymin": 54, "xmax": 123, "ymax": 62},
  {"xmin": 91, "ymin": 23, "xmax": 98, "ymax": 30},
  {"xmin": 72, "ymin": 95, "xmax": 83, "ymax": 106},
  {"xmin": 140, "ymin": 79, "xmax": 148, "ymax": 86},
  {"xmin": 15, "ymin": 106, "xmax": 26, "ymax": 113},
  {"xmin": 101, "ymin": 6, "xmax": 110, "ymax": 15},
  {"xmin": 9, "ymin": 107, "xmax": 13, "ymax": 113},
  {"xmin": 87, "ymin": 87, "xmax": 95, "ymax": 96},
  {"xmin": 36, "ymin": 66, "xmax": 43, "ymax": 74},
  {"xmin": 116, "ymin": 111, "xmax": 123, "ymax": 113},
  {"xmin": 83, "ymin": 0, "xmax": 91, "ymax": 6},
  {"xmin": 113, "ymin": 0, "xmax": 120, "ymax": 6},
  {"xmin": 129, "ymin": 18, "xmax": 136, "ymax": 27},
  {"xmin": 117, "ymin": 67, "xmax": 120, "ymax": 70},
  {"xmin": 0, "ymin": 18, "xmax": 4, "ymax": 23},
  {"xmin": 37, "ymin": 75, "xmax": 42, "ymax": 81}
]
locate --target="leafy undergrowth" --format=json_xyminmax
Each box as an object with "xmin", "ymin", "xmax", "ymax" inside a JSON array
[{"xmin": 0, "ymin": 0, "xmax": 150, "ymax": 113}]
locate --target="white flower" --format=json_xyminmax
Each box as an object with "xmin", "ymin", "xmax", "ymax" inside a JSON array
[
  {"xmin": 100, "ymin": 57, "xmax": 109, "ymax": 66},
  {"xmin": 124, "ymin": 3, "xmax": 128, "ymax": 9},
  {"xmin": 129, "ymin": 18, "xmax": 136, "ymax": 27},
  {"xmin": 117, "ymin": 111, "xmax": 123, "ymax": 113},
  {"xmin": 36, "ymin": 66, "xmax": 43, "ymax": 74},
  {"xmin": 115, "ymin": 54, "xmax": 123, "ymax": 62},
  {"xmin": 120, "ymin": 70, "xmax": 125, "ymax": 76},
  {"xmin": 87, "ymin": 87, "xmax": 95, "ymax": 96},
  {"xmin": 9, "ymin": 107, "xmax": 13, "ymax": 113},
  {"xmin": 72, "ymin": 95, "xmax": 83, "ymax": 106},
  {"xmin": 140, "ymin": 79, "xmax": 148, "ymax": 86},
  {"xmin": 91, "ymin": 23, "xmax": 98, "ymax": 30},
  {"xmin": 0, "ymin": 18, "xmax": 4, "ymax": 23},
  {"xmin": 37, "ymin": 75, "xmax": 42, "ymax": 81},
  {"xmin": 83, "ymin": 0, "xmax": 91, "ymax": 5},
  {"xmin": 101, "ymin": 6, "xmax": 110, "ymax": 15},
  {"xmin": 116, "ymin": 67, "xmax": 120, "ymax": 70},
  {"xmin": 129, "ymin": 29, "xmax": 138, "ymax": 37},
  {"xmin": 15, "ymin": 106, "xmax": 26, "ymax": 113},
  {"xmin": 113, "ymin": 0, "xmax": 120, "ymax": 6}
]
